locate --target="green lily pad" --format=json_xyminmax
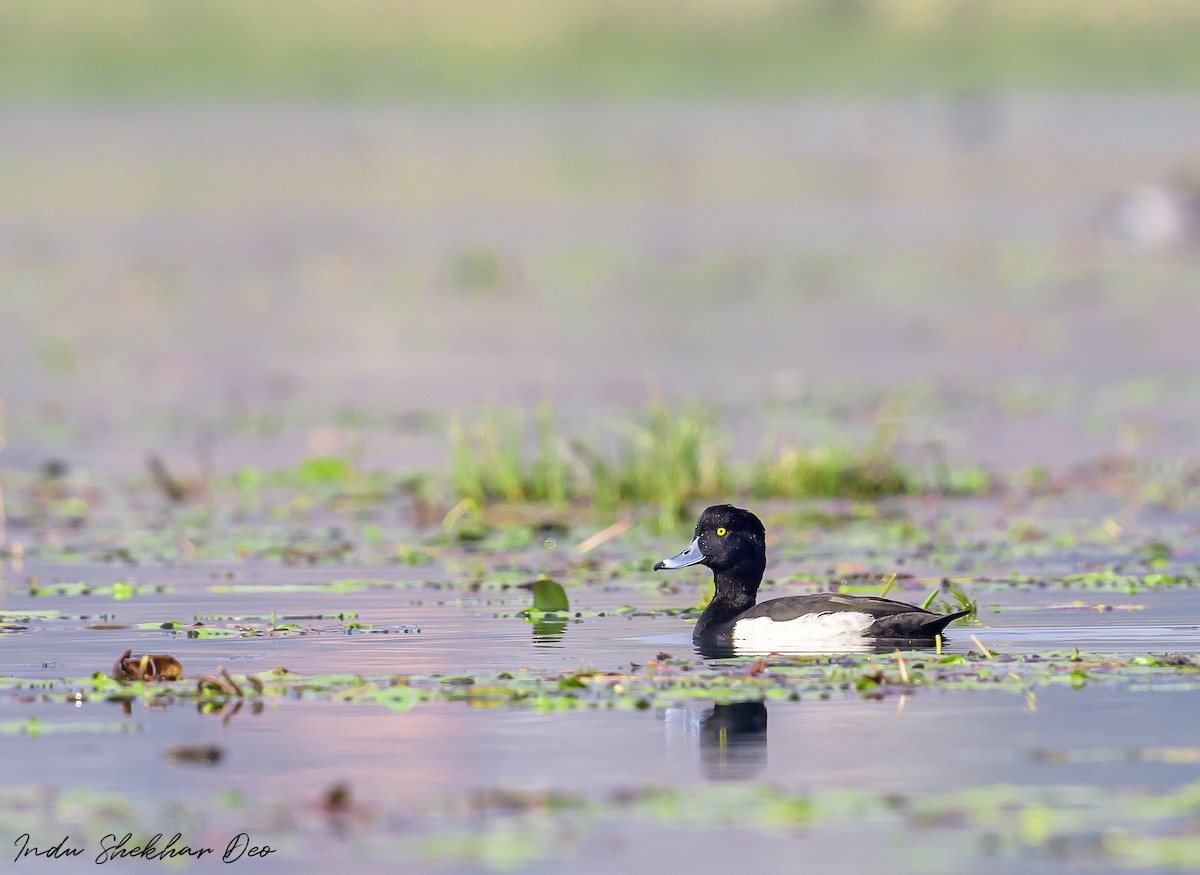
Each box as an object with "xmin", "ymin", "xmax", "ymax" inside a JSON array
[{"xmin": 528, "ymin": 578, "xmax": 569, "ymax": 612}]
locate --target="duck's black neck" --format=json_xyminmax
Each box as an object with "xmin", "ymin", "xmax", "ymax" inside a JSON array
[{"xmin": 693, "ymin": 559, "xmax": 764, "ymax": 640}]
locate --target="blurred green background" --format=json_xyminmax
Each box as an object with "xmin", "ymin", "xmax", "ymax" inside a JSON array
[
  {"xmin": 3, "ymin": 0, "xmax": 1200, "ymax": 487},
  {"xmin": 4, "ymin": 0, "xmax": 1200, "ymax": 97}
]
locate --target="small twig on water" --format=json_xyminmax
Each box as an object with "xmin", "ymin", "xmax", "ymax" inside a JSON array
[{"xmin": 970, "ymin": 634, "xmax": 993, "ymax": 659}]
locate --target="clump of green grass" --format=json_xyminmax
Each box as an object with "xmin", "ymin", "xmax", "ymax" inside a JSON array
[
  {"xmin": 449, "ymin": 403, "xmax": 570, "ymax": 505},
  {"xmin": 447, "ymin": 404, "xmax": 944, "ymax": 527},
  {"xmin": 750, "ymin": 443, "xmax": 909, "ymax": 499},
  {"xmin": 579, "ymin": 404, "xmax": 732, "ymax": 526},
  {"xmin": 448, "ymin": 403, "xmax": 730, "ymax": 528}
]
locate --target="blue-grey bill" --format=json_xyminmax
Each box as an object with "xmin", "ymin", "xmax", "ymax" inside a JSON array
[{"xmin": 654, "ymin": 536, "xmax": 706, "ymax": 570}]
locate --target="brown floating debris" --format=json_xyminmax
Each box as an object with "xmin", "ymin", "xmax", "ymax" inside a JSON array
[
  {"xmin": 146, "ymin": 453, "xmax": 189, "ymax": 502},
  {"xmin": 219, "ymin": 667, "xmax": 243, "ymax": 697},
  {"xmin": 112, "ymin": 649, "xmax": 183, "ymax": 682},
  {"xmin": 196, "ymin": 675, "xmax": 239, "ymax": 697},
  {"xmin": 321, "ymin": 782, "xmax": 353, "ymax": 814},
  {"xmin": 166, "ymin": 744, "xmax": 223, "ymax": 765},
  {"xmin": 195, "ymin": 667, "xmax": 258, "ymax": 698},
  {"xmin": 744, "ymin": 658, "xmax": 769, "ymax": 676}
]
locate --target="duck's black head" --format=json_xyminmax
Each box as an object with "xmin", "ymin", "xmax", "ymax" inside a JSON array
[{"xmin": 654, "ymin": 504, "xmax": 768, "ymax": 600}]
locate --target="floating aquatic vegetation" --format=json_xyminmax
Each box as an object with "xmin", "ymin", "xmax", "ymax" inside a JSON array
[
  {"xmin": 21, "ymin": 580, "xmax": 172, "ymax": 599},
  {"xmin": 0, "ymin": 718, "xmax": 140, "ymax": 737},
  {"xmin": 3, "ymin": 649, "xmax": 1198, "ymax": 719},
  {"xmin": 128, "ymin": 612, "xmax": 417, "ymax": 640}
]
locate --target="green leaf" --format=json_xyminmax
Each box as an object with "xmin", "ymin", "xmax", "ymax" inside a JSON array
[{"xmin": 530, "ymin": 579, "xmax": 569, "ymax": 613}]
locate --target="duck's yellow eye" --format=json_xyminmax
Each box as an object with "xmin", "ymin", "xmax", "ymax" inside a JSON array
[{"xmin": 716, "ymin": 527, "xmax": 727, "ymax": 537}]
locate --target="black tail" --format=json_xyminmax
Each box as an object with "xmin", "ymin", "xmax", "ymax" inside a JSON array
[
  {"xmin": 868, "ymin": 608, "xmax": 973, "ymax": 640},
  {"xmin": 920, "ymin": 608, "xmax": 973, "ymax": 637}
]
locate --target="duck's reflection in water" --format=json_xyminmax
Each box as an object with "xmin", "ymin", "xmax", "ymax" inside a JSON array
[{"xmin": 660, "ymin": 701, "xmax": 769, "ymax": 781}]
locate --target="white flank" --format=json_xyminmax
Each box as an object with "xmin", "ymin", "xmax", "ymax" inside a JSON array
[{"xmin": 731, "ymin": 612, "xmax": 874, "ymax": 647}]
